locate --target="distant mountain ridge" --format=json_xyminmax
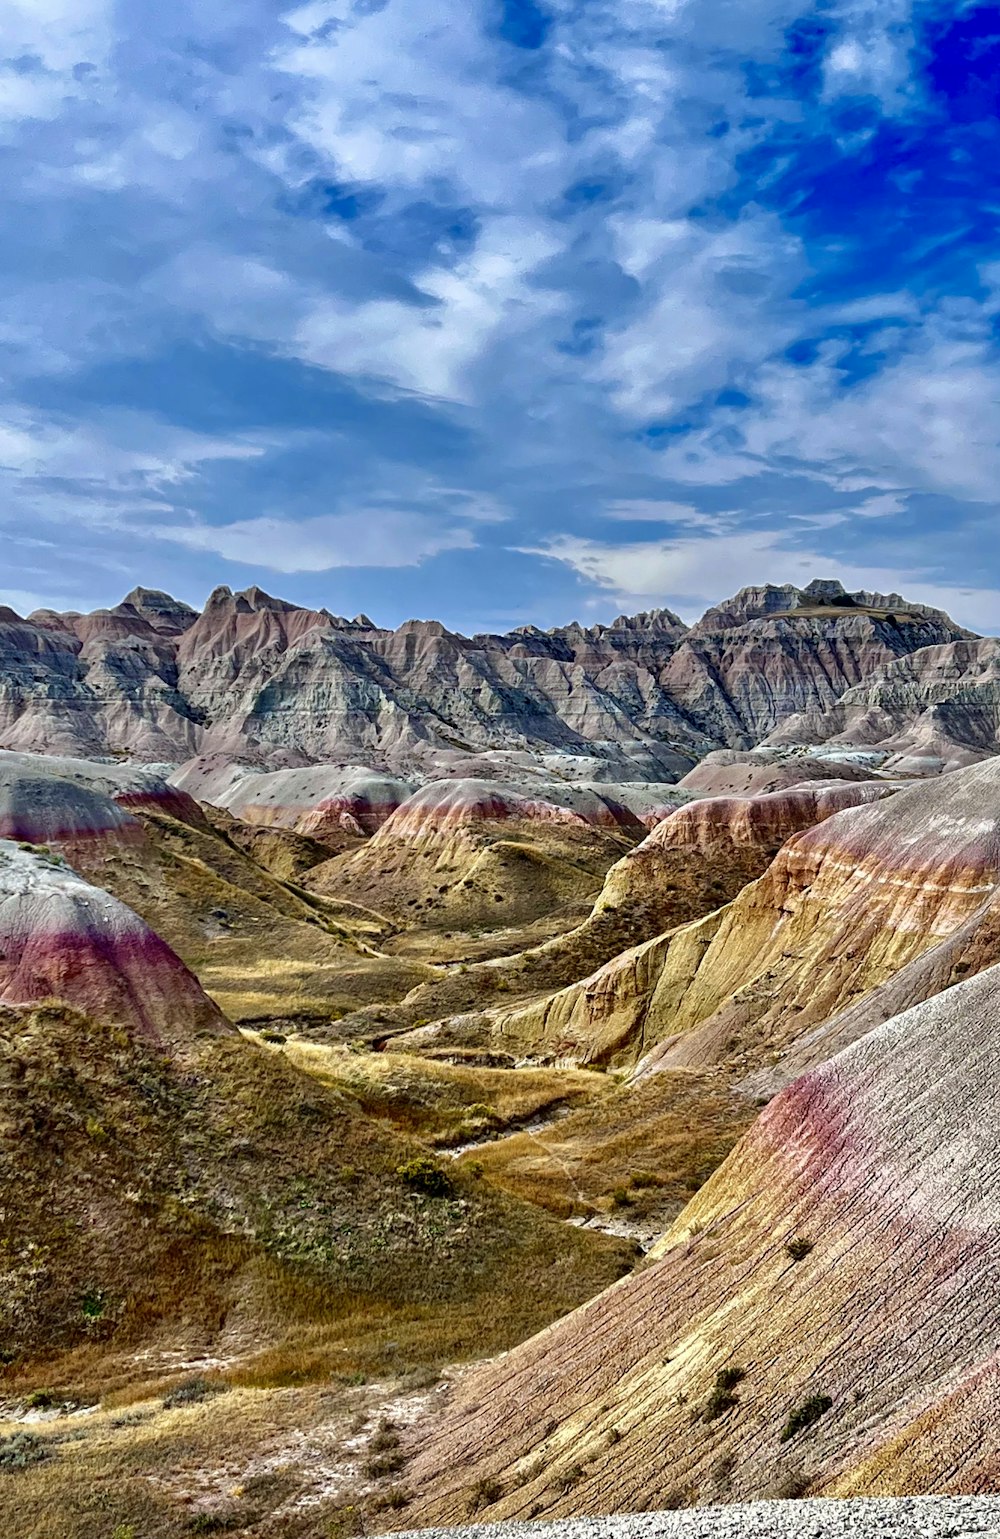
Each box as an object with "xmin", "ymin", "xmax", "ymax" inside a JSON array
[{"xmin": 0, "ymin": 578, "xmax": 976, "ymax": 777}]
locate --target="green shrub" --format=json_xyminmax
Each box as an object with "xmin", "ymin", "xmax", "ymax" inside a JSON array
[
  {"xmin": 0, "ymin": 1432, "xmax": 50, "ymax": 1472},
  {"xmin": 163, "ymin": 1376, "xmax": 223, "ymax": 1409},
  {"xmin": 25, "ymin": 1389, "xmax": 56, "ymax": 1410},
  {"xmin": 780, "ymin": 1394, "xmax": 833, "ymax": 1442},
  {"xmin": 702, "ymin": 1365, "xmax": 746, "ymax": 1421},
  {"xmin": 396, "ymin": 1156, "xmax": 454, "ymax": 1198},
  {"xmin": 785, "ymin": 1237, "xmax": 814, "ymax": 1261}
]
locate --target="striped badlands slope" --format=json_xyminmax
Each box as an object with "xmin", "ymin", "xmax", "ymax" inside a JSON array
[
  {"xmin": 486, "ymin": 757, "xmax": 1000, "ymax": 1066},
  {"xmin": 403, "ymin": 961, "xmax": 1000, "ymax": 1520},
  {"xmin": 0, "ymin": 840, "xmax": 228, "ymax": 1046}
]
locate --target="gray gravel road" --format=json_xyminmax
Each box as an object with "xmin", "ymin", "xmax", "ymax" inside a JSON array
[{"xmin": 394, "ymin": 1498, "xmax": 1000, "ymax": 1539}]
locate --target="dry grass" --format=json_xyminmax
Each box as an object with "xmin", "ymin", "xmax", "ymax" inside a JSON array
[
  {"xmin": 281, "ymin": 1039, "xmax": 610, "ymax": 1146},
  {"xmin": 0, "ymin": 1001, "xmax": 634, "ymax": 1409},
  {"xmin": 0, "ymin": 1371, "xmax": 449, "ymax": 1538},
  {"xmin": 459, "ymin": 1068, "xmax": 758, "ymax": 1218}
]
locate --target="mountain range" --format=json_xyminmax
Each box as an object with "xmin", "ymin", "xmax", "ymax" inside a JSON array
[
  {"xmin": 2, "ymin": 577, "xmax": 990, "ymax": 780},
  {"xmin": 4, "ymin": 576, "xmax": 1000, "ymax": 1537}
]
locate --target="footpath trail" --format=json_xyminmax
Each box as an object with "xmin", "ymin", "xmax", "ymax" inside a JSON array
[{"xmin": 394, "ymin": 1497, "xmax": 1000, "ymax": 1539}]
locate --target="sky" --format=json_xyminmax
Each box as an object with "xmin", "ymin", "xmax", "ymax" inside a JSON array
[{"xmin": 1, "ymin": 0, "xmax": 999, "ymax": 634}]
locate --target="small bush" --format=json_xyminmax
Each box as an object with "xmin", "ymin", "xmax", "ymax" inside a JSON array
[
  {"xmin": 372, "ymin": 1486, "xmax": 410, "ymax": 1512},
  {"xmin": 467, "ymin": 1475, "xmax": 503, "ymax": 1513},
  {"xmin": 772, "ymin": 1471, "xmax": 811, "ymax": 1498},
  {"xmin": 163, "ymin": 1376, "xmax": 223, "ymax": 1409},
  {"xmin": 0, "ymin": 1432, "xmax": 50, "ymax": 1472},
  {"xmin": 364, "ymin": 1451, "xmax": 407, "ymax": 1480},
  {"xmin": 702, "ymin": 1365, "xmax": 746, "ymax": 1422},
  {"xmin": 785, "ymin": 1237, "xmax": 814, "ymax": 1262},
  {"xmin": 369, "ymin": 1421, "xmax": 400, "ymax": 1454},
  {"xmin": 396, "ymin": 1156, "xmax": 454, "ymax": 1198},
  {"xmin": 80, "ymin": 1289, "xmax": 105, "ymax": 1319},
  {"xmin": 559, "ymin": 1463, "xmax": 584, "ymax": 1492},
  {"xmin": 780, "ymin": 1394, "xmax": 833, "ymax": 1442},
  {"xmin": 610, "ymin": 1186, "xmax": 634, "ymax": 1209},
  {"xmin": 630, "ymin": 1170, "xmax": 660, "ymax": 1189},
  {"xmin": 260, "ymin": 1030, "xmax": 287, "ymax": 1044},
  {"xmin": 606, "ymin": 1426, "xmax": 623, "ymax": 1445},
  {"xmin": 25, "ymin": 1389, "xmax": 56, "ymax": 1410}
]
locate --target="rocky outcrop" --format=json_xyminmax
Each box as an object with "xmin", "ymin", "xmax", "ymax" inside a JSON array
[
  {"xmin": 482, "ymin": 777, "xmax": 908, "ymax": 1064},
  {"xmin": 662, "ymin": 582, "xmax": 967, "ymax": 751},
  {"xmin": 768, "ymin": 637, "xmax": 1000, "ymax": 774},
  {"xmin": 0, "ymin": 580, "xmax": 970, "ymax": 775},
  {"xmin": 403, "ymin": 962, "xmax": 1000, "ymax": 1517}
]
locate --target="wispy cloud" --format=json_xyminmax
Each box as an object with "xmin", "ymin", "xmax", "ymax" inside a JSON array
[{"xmin": 0, "ymin": 0, "xmax": 995, "ymax": 631}]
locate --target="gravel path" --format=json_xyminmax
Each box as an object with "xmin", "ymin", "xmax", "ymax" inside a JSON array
[{"xmin": 394, "ymin": 1498, "xmax": 1000, "ymax": 1539}]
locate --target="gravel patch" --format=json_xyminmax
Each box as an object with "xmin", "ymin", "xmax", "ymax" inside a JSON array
[{"xmin": 394, "ymin": 1497, "xmax": 1000, "ymax": 1539}]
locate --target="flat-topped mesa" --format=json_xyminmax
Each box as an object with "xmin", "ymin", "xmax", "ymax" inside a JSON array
[
  {"xmin": 404, "ymin": 961, "xmax": 1000, "ymax": 1519},
  {"xmin": 0, "ymin": 841, "xmax": 229, "ymax": 1047}
]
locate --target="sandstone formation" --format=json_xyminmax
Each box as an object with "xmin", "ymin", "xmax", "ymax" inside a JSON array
[
  {"xmin": 403, "ymin": 961, "xmax": 1000, "ymax": 1518},
  {"xmin": 768, "ymin": 636, "xmax": 1000, "ymax": 774},
  {"xmin": 0, "ymin": 580, "xmax": 969, "ymax": 776},
  {"xmin": 470, "ymin": 777, "xmax": 904, "ymax": 1065},
  {"xmin": 0, "ymin": 750, "xmax": 429, "ymax": 1023}
]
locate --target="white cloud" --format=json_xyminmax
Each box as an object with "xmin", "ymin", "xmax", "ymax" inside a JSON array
[
  {"xmin": 521, "ymin": 528, "xmax": 1000, "ymax": 633},
  {"xmin": 159, "ymin": 509, "xmax": 477, "ymax": 571}
]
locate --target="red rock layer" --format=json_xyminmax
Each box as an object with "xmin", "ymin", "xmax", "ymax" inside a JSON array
[{"xmin": 0, "ymin": 843, "xmax": 229, "ymax": 1047}]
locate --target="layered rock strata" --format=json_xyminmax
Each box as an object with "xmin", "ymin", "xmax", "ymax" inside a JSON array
[
  {"xmin": 403, "ymin": 962, "xmax": 1000, "ymax": 1517},
  {"xmin": 0, "ymin": 581, "xmax": 969, "ymax": 774}
]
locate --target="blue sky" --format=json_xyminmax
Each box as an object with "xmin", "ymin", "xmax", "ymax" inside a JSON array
[{"xmin": 2, "ymin": 0, "xmax": 999, "ymax": 633}]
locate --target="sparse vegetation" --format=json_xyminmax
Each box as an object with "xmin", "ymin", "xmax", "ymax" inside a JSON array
[
  {"xmin": 0, "ymin": 1432, "xmax": 50, "ymax": 1472},
  {"xmin": 162, "ymin": 1377, "xmax": 225, "ymax": 1409},
  {"xmin": 785, "ymin": 1237, "xmax": 814, "ymax": 1261},
  {"xmin": 780, "ymin": 1393, "xmax": 833, "ymax": 1441},
  {"xmin": 467, "ymin": 1475, "xmax": 504, "ymax": 1512},
  {"xmin": 395, "ymin": 1156, "xmax": 455, "ymax": 1197},
  {"xmin": 702, "ymin": 1365, "xmax": 746, "ymax": 1421}
]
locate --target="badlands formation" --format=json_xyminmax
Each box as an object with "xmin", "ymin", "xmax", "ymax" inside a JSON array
[{"xmin": 4, "ymin": 578, "xmax": 1000, "ymax": 1537}]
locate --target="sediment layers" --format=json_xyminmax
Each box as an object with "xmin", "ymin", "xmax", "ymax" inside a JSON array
[{"xmin": 404, "ymin": 961, "xmax": 1000, "ymax": 1518}]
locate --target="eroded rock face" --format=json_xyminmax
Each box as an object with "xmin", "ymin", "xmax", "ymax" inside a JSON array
[
  {"xmin": 768, "ymin": 637, "xmax": 1000, "ymax": 774},
  {"xmin": 0, "ymin": 580, "xmax": 969, "ymax": 774},
  {"xmin": 404, "ymin": 962, "xmax": 1000, "ymax": 1518},
  {"xmin": 306, "ymin": 777, "xmax": 634, "ymax": 927}
]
